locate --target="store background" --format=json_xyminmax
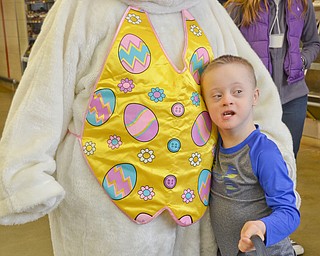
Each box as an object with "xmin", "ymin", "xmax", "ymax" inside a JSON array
[
  {"xmin": 0, "ymin": 0, "xmax": 319, "ymax": 255},
  {"xmin": 0, "ymin": 0, "xmax": 27, "ymax": 82}
]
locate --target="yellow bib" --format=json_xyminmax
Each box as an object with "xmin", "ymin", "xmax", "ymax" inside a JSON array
[{"xmin": 81, "ymin": 7, "xmax": 217, "ymax": 226}]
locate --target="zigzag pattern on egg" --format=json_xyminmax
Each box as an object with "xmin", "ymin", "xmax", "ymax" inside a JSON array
[
  {"xmin": 189, "ymin": 47, "xmax": 210, "ymax": 84},
  {"xmin": 119, "ymin": 43, "xmax": 149, "ymax": 68},
  {"xmin": 90, "ymin": 94, "xmax": 112, "ymax": 123},
  {"xmin": 103, "ymin": 164, "xmax": 137, "ymax": 200},
  {"xmin": 86, "ymin": 89, "xmax": 116, "ymax": 126},
  {"xmin": 119, "ymin": 34, "xmax": 151, "ymax": 73},
  {"xmin": 198, "ymin": 170, "xmax": 211, "ymax": 206}
]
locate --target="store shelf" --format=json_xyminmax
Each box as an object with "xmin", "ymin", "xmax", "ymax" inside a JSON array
[
  {"xmin": 25, "ymin": 1, "xmax": 55, "ymax": 3},
  {"xmin": 22, "ymin": 0, "xmax": 55, "ymax": 71}
]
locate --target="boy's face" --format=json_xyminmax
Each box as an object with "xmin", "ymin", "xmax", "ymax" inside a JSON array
[{"xmin": 202, "ymin": 63, "xmax": 259, "ymax": 134}]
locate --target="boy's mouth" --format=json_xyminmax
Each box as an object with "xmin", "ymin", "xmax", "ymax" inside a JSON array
[{"xmin": 223, "ymin": 110, "xmax": 235, "ymax": 117}]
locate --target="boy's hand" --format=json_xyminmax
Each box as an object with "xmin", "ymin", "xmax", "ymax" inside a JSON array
[{"xmin": 238, "ymin": 220, "xmax": 266, "ymax": 252}]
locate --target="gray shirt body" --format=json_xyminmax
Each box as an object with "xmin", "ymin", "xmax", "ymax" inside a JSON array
[{"xmin": 210, "ymin": 134, "xmax": 295, "ymax": 256}]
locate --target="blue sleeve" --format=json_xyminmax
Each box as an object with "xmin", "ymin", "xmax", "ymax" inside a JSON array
[{"xmin": 250, "ymin": 140, "xmax": 300, "ymax": 247}]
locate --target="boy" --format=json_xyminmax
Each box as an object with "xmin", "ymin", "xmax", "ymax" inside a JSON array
[{"xmin": 201, "ymin": 55, "xmax": 300, "ymax": 256}]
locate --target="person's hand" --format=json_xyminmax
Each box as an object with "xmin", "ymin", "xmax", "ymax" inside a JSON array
[{"xmin": 238, "ymin": 220, "xmax": 266, "ymax": 252}]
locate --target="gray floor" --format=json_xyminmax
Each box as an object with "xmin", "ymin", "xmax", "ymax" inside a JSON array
[{"xmin": 0, "ymin": 80, "xmax": 319, "ymax": 255}]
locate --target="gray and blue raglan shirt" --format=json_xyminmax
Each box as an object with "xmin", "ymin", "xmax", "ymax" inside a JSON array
[{"xmin": 210, "ymin": 127, "xmax": 300, "ymax": 256}]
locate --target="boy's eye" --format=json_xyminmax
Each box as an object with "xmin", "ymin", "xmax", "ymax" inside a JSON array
[
  {"xmin": 234, "ymin": 89, "xmax": 242, "ymax": 95},
  {"xmin": 213, "ymin": 94, "xmax": 222, "ymax": 100}
]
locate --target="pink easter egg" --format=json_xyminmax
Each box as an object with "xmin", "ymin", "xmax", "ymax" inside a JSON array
[
  {"xmin": 189, "ymin": 47, "xmax": 210, "ymax": 84},
  {"xmin": 118, "ymin": 34, "xmax": 151, "ymax": 74},
  {"xmin": 179, "ymin": 215, "xmax": 193, "ymax": 226},
  {"xmin": 86, "ymin": 88, "xmax": 116, "ymax": 126},
  {"xmin": 198, "ymin": 169, "xmax": 211, "ymax": 206},
  {"xmin": 124, "ymin": 103, "xmax": 159, "ymax": 142},
  {"xmin": 135, "ymin": 213, "xmax": 153, "ymax": 224},
  {"xmin": 191, "ymin": 111, "xmax": 212, "ymax": 146},
  {"xmin": 102, "ymin": 163, "xmax": 137, "ymax": 200}
]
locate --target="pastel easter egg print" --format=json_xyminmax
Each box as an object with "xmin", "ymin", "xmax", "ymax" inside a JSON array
[
  {"xmin": 191, "ymin": 111, "xmax": 212, "ymax": 146},
  {"xmin": 135, "ymin": 213, "xmax": 153, "ymax": 224},
  {"xmin": 179, "ymin": 215, "xmax": 193, "ymax": 226},
  {"xmin": 198, "ymin": 169, "xmax": 211, "ymax": 206},
  {"xmin": 189, "ymin": 47, "xmax": 210, "ymax": 84},
  {"xmin": 118, "ymin": 34, "xmax": 151, "ymax": 74},
  {"xmin": 86, "ymin": 89, "xmax": 116, "ymax": 126},
  {"xmin": 124, "ymin": 103, "xmax": 159, "ymax": 142},
  {"xmin": 102, "ymin": 163, "xmax": 137, "ymax": 200}
]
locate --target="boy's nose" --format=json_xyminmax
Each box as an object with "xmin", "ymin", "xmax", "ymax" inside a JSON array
[{"xmin": 222, "ymin": 95, "xmax": 233, "ymax": 106}]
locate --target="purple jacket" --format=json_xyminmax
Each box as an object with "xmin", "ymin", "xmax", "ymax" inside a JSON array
[{"xmin": 240, "ymin": 1, "xmax": 305, "ymax": 84}]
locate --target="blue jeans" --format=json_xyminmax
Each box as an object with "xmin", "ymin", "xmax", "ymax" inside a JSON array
[{"xmin": 282, "ymin": 95, "xmax": 308, "ymax": 158}]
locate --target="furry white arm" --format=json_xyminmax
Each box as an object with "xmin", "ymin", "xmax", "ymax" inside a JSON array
[
  {"xmin": 0, "ymin": 0, "xmax": 128, "ymax": 226},
  {"xmin": 0, "ymin": 0, "xmax": 73, "ymax": 224}
]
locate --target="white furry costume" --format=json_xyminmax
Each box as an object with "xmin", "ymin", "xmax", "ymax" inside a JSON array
[{"xmin": 0, "ymin": 0, "xmax": 300, "ymax": 255}]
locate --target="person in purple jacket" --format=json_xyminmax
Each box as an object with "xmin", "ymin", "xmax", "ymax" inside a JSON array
[{"xmin": 201, "ymin": 55, "xmax": 300, "ymax": 256}]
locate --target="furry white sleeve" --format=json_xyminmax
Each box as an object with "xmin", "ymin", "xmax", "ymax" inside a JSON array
[
  {"xmin": 0, "ymin": 0, "xmax": 129, "ymax": 226},
  {"xmin": 0, "ymin": 0, "xmax": 72, "ymax": 224}
]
